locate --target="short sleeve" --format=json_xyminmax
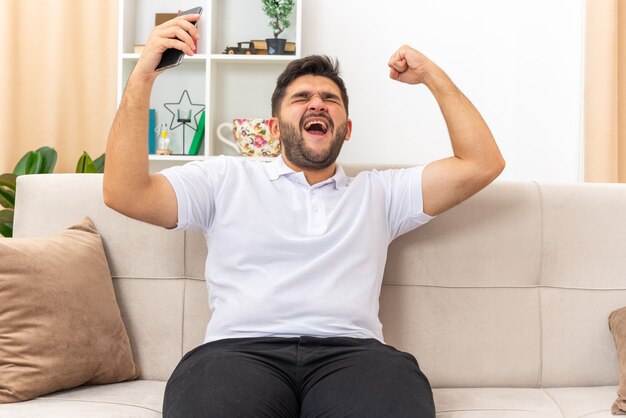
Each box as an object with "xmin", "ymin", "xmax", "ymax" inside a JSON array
[
  {"xmin": 158, "ymin": 157, "xmax": 229, "ymax": 231},
  {"xmin": 372, "ymin": 166, "xmax": 434, "ymax": 241}
]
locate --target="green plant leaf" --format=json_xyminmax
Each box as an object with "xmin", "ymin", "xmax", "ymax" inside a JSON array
[
  {"xmin": 76, "ymin": 152, "xmax": 98, "ymax": 173},
  {"xmin": 262, "ymin": 0, "xmax": 293, "ymax": 36},
  {"xmin": 0, "ymin": 208, "xmax": 14, "ymax": 224},
  {"xmin": 0, "ymin": 173, "xmax": 16, "ymax": 190},
  {"xmin": 35, "ymin": 146, "xmax": 57, "ymax": 173},
  {"xmin": 0, "ymin": 186, "xmax": 15, "ymax": 209},
  {"xmin": 13, "ymin": 151, "xmax": 43, "ymax": 175},
  {"xmin": 93, "ymin": 153, "xmax": 106, "ymax": 173},
  {"xmin": 0, "ymin": 222, "xmax": 12, "ymax": 238},
  {"xmin": 13, "ymin": 151, "xmax": 35, "ymax": 175}
]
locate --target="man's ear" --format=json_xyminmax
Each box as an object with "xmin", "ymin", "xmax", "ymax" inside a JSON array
[
  {"xmin": 345, "ymin": 119, "xmax": 353, "ymax": 141},
  {"xmin": 268, "ymin": 117, "xmax": 281, "ymax": 140}
]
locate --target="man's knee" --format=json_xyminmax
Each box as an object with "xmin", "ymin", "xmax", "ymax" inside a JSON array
[
  {"xmin": 300, "ymin": 341, "xmax": 435, "ymax": 417},
  {"xmin": 163, "ymin": 345, "xmax": 299, "ymax": 418}
]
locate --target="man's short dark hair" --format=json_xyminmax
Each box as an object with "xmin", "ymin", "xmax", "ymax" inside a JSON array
[{"xmin": 271, "ymin": 55, "xmax": 349, "ymax": 117}]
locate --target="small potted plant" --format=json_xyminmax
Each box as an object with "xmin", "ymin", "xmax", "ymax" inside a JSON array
[{"xmin": 261, "ymin": 0, "xmax": 295, "ymax": 55}]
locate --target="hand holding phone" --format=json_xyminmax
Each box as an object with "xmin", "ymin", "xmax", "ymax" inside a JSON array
[{"xmin": 155, "ymin": 7, "xmax": 203, "ymax": 72}]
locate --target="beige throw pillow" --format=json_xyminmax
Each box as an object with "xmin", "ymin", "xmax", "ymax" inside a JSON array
[
  {"xmin": 610, "ymin": 306, "xmax": 626, "ymax": 415},
  {"xmin": 0, "ymin": 218, "xmax": 140, "ymax": 403}
]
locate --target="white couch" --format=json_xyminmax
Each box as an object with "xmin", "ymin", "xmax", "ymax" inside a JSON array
[{"xmin": 1, "ymin": 171, "xmax": 624, "ymax": 417}]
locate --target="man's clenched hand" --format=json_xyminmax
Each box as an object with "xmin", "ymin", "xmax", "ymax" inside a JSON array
[{"xmin": 388, "ymin": 45, "xmax": 438, "ymax": 86}]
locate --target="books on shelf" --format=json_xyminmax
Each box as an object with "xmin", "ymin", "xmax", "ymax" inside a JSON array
[
  {"xmin": 250, "ymin": 40, "xmax": 296, "ymax": 55},
  {"xmin": 155, "ymin": 13, "xmax": 177, "ymax": 26},
  {"xmin": 130, "ymin": 14, "xmax": 181, "ymax": 55},
  {"xmin": 250, "ymin": 40, "xmax": 267, "ymax": 54},
  {"xmin": 148, "ymin": 109, "xmax": 156, "ymax": 154}
]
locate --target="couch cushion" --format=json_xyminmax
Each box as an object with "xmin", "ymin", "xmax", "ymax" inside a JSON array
[
  {"xmin": 111, "ymin": 277, "xmax": 210, "ymax": 381},
  {"xmin": 539, "ymin": 184, "xmax": 626, "ymax": 388},
  {"xmin": 434, "ymin": 387, "xmax": 617, "ymax": 417},
  {"xmin": 544, "ymin": 386, "xmax": 617, "ymax": 418},
  {"xmin": 1, "ymin": 384, "xmax": 616, "ymax": 417},
  {"xmin": 539, "ymin": 183, "xmax": 626, "ymax": 290},
  {"xmin": 383, "ymin": 181, "xmax": 542, "ymax": 289},
  {"xmin": 0, "ymin": 218, "xmax": 140, "ymax": 403},
  {"xmin": 13, "ymin": 174, "xmax": 187, "ymax": 280},
  {"xmin": 541, "ymin": 289, "xmax": 625, "ymax": 388},
  {"xmin": 0, "ymin": 381, "xmax": 165, "ymax": 418},
  {"xmin": 381, "ymin": 285, "xmax": 542, "ymax": 388},
  {"xmin": 379, "ymin": 182, "xmax": 543, "ymax": 388},
  {"xmin": 433, "ymin": 387, "xmax": 562, "ymax": 417}
]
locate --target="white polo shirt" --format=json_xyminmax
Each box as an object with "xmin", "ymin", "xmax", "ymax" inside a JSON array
[{"xmin": 160, "ymin": 156, "xmax": 433, "ymax": 343}]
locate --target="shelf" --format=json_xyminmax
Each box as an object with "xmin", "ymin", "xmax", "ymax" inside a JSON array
[
  {"xmin": 210, "ymin": 54, "xmax": 299, "ymax": 64},
  {"xmin": 149, "ymin": 154, "xmax": 274, "ymax": 162},
  {"xmin": 118, "ymin": 0, "xmax": 302, "ymax": 165},
  {"xmin": 122, "ymin": 53, "xmax": 208, "ymax": 61},
  {"xmin": 149, "ymin": 155, "xmax": 206, "ymax": 161},
  {"xmin": 122, "ymin": 53, "xmax": 294, "ymax": 64}
]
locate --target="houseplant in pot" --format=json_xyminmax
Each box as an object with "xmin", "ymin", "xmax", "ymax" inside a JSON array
[{"xmin": 261, "ymin": 0, "xmax": 295, "ymax": 55}]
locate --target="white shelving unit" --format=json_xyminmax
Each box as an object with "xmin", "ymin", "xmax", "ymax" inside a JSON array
[{"xmin": 117, "ymin": 0, "xmax": 302, "ymax": 170}]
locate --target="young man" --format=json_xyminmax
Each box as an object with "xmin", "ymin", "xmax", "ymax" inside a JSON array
[{"xmin": 104, "ymin": 14, "xmax": 504, "ymax": 418}]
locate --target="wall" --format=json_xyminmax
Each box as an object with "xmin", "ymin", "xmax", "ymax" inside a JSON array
[
  {"xmin": 1, "ymin": 1, "xmax": 582, "ymax": 180},
  {"xmin": 300, "ymin": 0, "xmax": 585, "ymax": 182}
]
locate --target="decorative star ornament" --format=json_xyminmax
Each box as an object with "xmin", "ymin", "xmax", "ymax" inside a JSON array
[{"xmin": 163, "ymin": 90, "xmax": 205, "ymax": 131}]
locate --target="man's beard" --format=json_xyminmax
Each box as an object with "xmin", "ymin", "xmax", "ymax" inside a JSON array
[{"xmin": 278, "ymin": 115, "xmax": 349, "ymax": 171}]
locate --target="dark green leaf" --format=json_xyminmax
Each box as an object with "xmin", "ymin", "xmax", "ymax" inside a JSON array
[
  {"xmin": 14, "ymin": 151, "xmax": 35, "ymax": 175},
  {"xmin": 35, "ymin": 146, "xmax": 58, "ymax": 173},
  {"xmin": 0, "ymin": 173, "xmax": 16, "ymax": 190},
  {"xmin": 0, "ymin": 186, "xmax": 15, "ymax": 208},
  {"xmin": 0, "ymin": 208, "xmax": 14, "ymax": 224},
  {"xmin": 93, "ymin": 153, "xmax": 106, "ymax": 173},
  {"xmin": 13, "ymin": 151, "xmax": 43, "ymax": 175},
  {"xmin": 0, "ymin": 222, "xmax": 12, "ymax": 238},
  {"xmin": 28, "ymin": 152, "xmax": 43, "ymax": 174}
]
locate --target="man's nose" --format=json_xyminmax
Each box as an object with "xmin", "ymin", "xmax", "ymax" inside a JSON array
[{"xmin": 308, "ymin": 94, "xmax": 328, "ymax": 112}]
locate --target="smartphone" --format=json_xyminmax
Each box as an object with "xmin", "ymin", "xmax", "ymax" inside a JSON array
[{"xmin": 155, "ymin": 6, "xmax": 203, "ymax": 72}]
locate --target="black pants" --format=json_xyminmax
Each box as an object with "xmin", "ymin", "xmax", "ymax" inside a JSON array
[{"xmin": 163, "ymin": 336, "xmax": 435, "ymax": 418}]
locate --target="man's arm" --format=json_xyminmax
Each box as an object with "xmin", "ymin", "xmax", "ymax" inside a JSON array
[
  {"xmin": 388, "ymin": 45, "xmax": 505, "ymax": 217},
  {"xmin": 103, "ymin": 14, "xmax": 200, "ymax": 229}
]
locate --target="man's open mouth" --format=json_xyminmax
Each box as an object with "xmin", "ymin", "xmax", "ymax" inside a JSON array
[{"xmin": 303, "ymin": 118, "xmax": 329, "ymax": 136}]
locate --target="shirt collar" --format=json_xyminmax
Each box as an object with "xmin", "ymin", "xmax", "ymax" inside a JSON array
[
  {"xmin": 263, "ymin": 154, "xmax": 294, "ymax": 180},
  {"xmin": 264, "ymin": 155, "xmax": 348, "ymax": 190},
  {"xmin": 332, "ymin": 164, "xmax": 348, "ymax": 189}
]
